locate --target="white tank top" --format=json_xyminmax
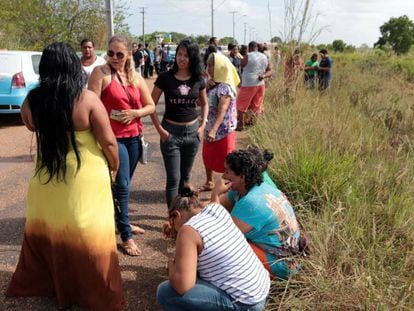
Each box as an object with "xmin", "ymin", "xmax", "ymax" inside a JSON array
[{"xmin": 185, "ymin": 203, "xmax": 270, "ymax": 304}]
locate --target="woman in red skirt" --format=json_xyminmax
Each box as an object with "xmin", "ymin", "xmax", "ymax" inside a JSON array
[{"xmin": 199, "ymin": 53, "xmax": 240, "ymax": 191}]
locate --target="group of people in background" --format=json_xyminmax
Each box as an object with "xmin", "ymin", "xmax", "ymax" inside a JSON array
[
  {"xmin": 5, "ymin": 35, "xmax": 315, "ymax": 310},
  {"xmin": 285, "ymin": 47, "xmax": 333, "ymax": 92},
  {"xmin": 132, "ymin": 41, "xmax": 172, "ymax": 78}
]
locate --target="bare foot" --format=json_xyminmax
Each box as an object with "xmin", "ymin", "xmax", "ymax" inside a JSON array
[
  {"xmin": 130, "ymin": 224, "xmax": 145, "ymax": 235},
  {"xmin": 121, "ymin": 239, "xmax": 142, "ymax": 256}
]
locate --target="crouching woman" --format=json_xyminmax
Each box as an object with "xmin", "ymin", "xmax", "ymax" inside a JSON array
[{"xmin": 157, "ymin": 187, "xmax": 270, "ymax": 311}]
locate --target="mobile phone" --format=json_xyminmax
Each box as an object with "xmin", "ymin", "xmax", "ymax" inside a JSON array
[{"xmin": 110, "ymin": 109, "xmax": 122, "ymax": 121}]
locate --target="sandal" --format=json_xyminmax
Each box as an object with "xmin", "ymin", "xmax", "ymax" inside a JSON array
[
  {"xmin": 130, "ymin": 224, "xmax": 145, "ymax": 235},
  {"xmin": 121, "ymin": 239, "xmax": 142, "ymax": 256},
  {"xmin": 198, "ymin": 181, "xmax": 215, "ymax": 192}
]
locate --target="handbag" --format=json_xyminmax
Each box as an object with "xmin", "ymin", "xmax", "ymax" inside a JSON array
[{"xmin": 140, "ymin": 135, "xmax": 149, "ymax": 164}]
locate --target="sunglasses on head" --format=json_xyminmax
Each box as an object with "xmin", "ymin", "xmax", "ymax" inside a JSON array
[{"xmin": 107, "ymin": 50, "xmax": 125, "ymax": 59}]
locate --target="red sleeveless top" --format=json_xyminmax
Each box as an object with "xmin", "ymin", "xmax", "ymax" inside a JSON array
[{"xmin": 101, "ymin": 76, "xmax": 143, "ymax": 138}]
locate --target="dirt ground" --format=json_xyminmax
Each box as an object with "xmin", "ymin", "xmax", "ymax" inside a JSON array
[{"xmin": 0, "ymin": 79, "xmax": 248, "ymax": 311}]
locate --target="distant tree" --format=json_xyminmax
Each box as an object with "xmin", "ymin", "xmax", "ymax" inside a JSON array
[
  {"xmin": 220, "ymin": 37, "xmax": 236, "ymax": 45},
  {"xmin": 374, "ymin": 15, "xmax": 414, "ymax": 55},
  {"xmin": 0, "ymin": 0, "xmax": 130, "ymax": 51},
  {"xmin": 344, "ymin": 44, "xmax": 356, "ymax": 53},
  {"xmin": 332, "ymin": 39, "xmax": 346, "ymax": 52},
  {"xmin": 316, "ymin": 44, "xmax": 327, "ymax": 51},
  {"xmin": 195, "ymin": 35, "xmax": 211, "ymax": 46},
  {"xmin": 170, "ymin": 32, "xmax": 187, "ymax": 44},
  {"xmin": 271, "ymin": 36, "xmax": 283, "ymax": 44}
]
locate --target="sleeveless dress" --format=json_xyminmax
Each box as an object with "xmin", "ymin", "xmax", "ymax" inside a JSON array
[{"xmin": 6, "ymin": 130, "xmax": 124, "ymax": 310}]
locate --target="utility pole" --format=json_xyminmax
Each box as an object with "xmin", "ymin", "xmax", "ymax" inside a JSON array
[
  {"xmin": 139, "ymin": 7, "xmax": 146, "ymax": 45},
  {"xmin": 267, "ymin": 0, "xmax": 272, "ymax": 41},
  {"xmin": 211, "ymin": 0, "xmax": 214, "ymax": 37},
  {"xmin": 243, "ymin": 23, "xmax": 247, "ymax": 45},
  {"xmin": 105, "ymin": 0, "xmax": 114, "ymax": 41},
  {"xmin": 230, "ymin": 11, "xmax": 237, "ymax": 42}
]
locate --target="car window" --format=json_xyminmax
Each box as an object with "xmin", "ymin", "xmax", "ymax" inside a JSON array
[
  {"xmin": 32, "ymin": 54, "xmax": 41, "ymax": 74},
  {"xmin": 0, "ymin": 54, "xmax": 21, "ymax": 73}
]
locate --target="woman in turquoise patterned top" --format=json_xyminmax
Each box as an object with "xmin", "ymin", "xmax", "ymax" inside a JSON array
[{"xmin": 211, "ymin": 148, "xmax": 301, "ymax": 280}]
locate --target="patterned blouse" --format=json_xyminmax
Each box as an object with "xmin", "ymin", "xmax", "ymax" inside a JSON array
[{"xmin": 204, "ymin": 82, "xmax": 237, "ymax": 141}]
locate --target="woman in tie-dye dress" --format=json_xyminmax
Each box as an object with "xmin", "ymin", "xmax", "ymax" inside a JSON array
[{"xmin": 6, "ymin": 42, "xmax": 124, "ymax": 310}]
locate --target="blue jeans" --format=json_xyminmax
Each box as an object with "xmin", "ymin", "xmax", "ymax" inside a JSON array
[
  {"xmin": 157, "ymin": 279, "xmax": 267, "ymax": 311},
  {"xmin": 160, "ymin": 119, "xmax": 200, "ymax": 208},
  {"xmin": 115, "ymin": 136, "xmax": 141, "ymax": 242}
]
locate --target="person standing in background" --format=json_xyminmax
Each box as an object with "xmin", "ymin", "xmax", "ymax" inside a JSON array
[
  {"xmin": 150, "ymin": 39, "xmax": 209, "ymax": 208},
  {"xmin": 88, "ymin": 35, "xmax": 156, "ymax": 256},
  {"xmin": 304, "ymin": 53, "xmax": 319, "ymax": 89},
  {"xmin": 236, "ymin": 41, "xmax": 272, "ymax": 131},
  {"xmin": 284, "ymin": 48, "xmax": 304, "ymax": 98},
  {"xmin": 143, "ymin": 43, "xmax": 152, "ymax": 79},
  {"xmin": 318, "ymin": 49, "xmax": 333, "ymax": 91},
  {"xmin": 227, "ymin": 43, "xmax": 242, "ymax": 81},
  {"xmin": 160, "ymin": 43, "xmax": 170, "ymax": 73},
  {"xmin": 80, "ymin": 38, "xmax": 106, "ymax": 82},
  {"xmin": 132, "ymin": 42, "xmax": 143, "ymax": 75},
  {"xmin": 154, "ymin": 45, "xmax": 161, "ymax": 75}
]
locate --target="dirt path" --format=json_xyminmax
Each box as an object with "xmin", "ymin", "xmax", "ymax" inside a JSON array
[{"xmin": 0, "ymin": 79, "xmax": 248, "ymax": 310}]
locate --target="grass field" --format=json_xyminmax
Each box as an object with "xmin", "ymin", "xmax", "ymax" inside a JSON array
[{"xmin": 250, "ymin": 50, "xmax": 414, "ymax": 310}]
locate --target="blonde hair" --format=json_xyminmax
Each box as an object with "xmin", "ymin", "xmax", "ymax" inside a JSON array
[{"xmin": 108, "ymin": 35, "xmax": 139, "ymax": 86}]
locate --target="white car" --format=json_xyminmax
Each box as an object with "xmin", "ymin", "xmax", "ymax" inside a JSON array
[{"xmin": 0, "ymin": 51, "xmax": 41, "ymax": 114}]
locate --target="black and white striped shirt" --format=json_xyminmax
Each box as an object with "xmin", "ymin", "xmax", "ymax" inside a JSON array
[{"xmin": 185, "ymin": 202, "xmax": 270, "ymax": 305}]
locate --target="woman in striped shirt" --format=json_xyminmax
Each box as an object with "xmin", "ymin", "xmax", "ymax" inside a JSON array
[{"xmin": 157, "ymin": 187, "xmax": 269, "ymax": 311}]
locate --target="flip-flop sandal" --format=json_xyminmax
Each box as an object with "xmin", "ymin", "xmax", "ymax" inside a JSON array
[{"xmin": 130, "ymin": 224, "xmax": 145, "ymax": 235}]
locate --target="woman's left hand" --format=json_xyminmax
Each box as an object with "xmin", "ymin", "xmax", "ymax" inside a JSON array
[
  {"xmin": 119, "ymin": 109, "xmax": 137, "ymax": 124},
  {"xmin": 206, "ymin": 130, "xmax": 216, "ymax": 143}
]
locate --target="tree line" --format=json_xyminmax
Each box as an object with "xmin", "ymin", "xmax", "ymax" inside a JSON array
[{"xmin": 1, "ymin": 2, "xmax": 413, "ymax": 55}]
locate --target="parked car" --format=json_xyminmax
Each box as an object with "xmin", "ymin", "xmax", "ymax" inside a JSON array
[
  {"xmin": 0, "ymin": 51, "xmax": 41, "ymax": 114},
  {"xmin": 166, "ymin": 44, "xmax": 177, "ymax": 64}
]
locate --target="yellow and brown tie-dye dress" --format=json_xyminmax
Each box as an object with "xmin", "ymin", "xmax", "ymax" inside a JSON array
[{"xmin": 6, "ymin": 130, "xmax": 125, "ymax": 310}]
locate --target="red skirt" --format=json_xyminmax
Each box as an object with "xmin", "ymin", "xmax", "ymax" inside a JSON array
[{"xmin": 202, "ymin": 131, "xmax": 236, "ymax": 173}]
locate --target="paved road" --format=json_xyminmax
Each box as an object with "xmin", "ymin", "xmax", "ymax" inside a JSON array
[{"xmin": 0, "ymin": 80, "xmax": 248, "ymax": 311}]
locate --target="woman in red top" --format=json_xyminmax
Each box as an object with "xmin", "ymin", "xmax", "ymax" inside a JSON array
[{"xmin": 89, "ymin": 35, "xmax": 155, "ymax": 256}]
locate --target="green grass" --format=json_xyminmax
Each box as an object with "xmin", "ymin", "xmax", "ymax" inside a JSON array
[{"xmin": 251, "ymin": 51, "xmax": 414, "ymax": 310}]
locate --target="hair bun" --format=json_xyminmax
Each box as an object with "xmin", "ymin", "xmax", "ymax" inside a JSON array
[{"xmin": 180, "ymin": 186, "xmax": 195, "ymax": 198}]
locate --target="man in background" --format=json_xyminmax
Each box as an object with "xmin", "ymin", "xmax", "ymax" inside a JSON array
[{"xmin": 318, "ymin": 49, "xmax": 332, "ymax": 91}]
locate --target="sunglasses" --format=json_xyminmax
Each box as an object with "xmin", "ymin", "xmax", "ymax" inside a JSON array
[{"xmin": 107, "ymin": 50, "xmax": 125, "ymax": 59}]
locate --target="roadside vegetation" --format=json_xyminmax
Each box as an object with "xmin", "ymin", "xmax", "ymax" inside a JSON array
[{"xmin": 251, "ymin": 50, "xmax": 414, "ymax": 310}]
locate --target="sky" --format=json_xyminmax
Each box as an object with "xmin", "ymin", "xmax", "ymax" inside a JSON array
[{"xmin": 124, "ymin": 0, "xmax": 414, "ymax": 47}]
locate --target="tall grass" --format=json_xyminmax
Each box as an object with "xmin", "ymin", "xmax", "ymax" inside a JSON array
[{"xmin": 251, "ymin": 51, "xmax": 414, "ymax": 310}]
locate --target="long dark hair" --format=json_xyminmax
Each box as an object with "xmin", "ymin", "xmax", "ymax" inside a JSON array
[
  {"xmin": 225, "ymin": 149, "xmax": 263, "ymax": 191},
  {"xmin": 170, "ymin": 38, "xmax": 203, "ymax": 82},
  {"xmin": 28, "ymin": 42, "xmax": 86, "ymax": 183}
]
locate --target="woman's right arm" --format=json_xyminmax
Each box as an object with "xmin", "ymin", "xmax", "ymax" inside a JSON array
[
  {"xmin": 211, "ymin": 179, "xmax": 234, "ymax": 212},
  {"xmin": 150, "ymin": 85, "xmax": 169, "ymax": 141},
  {"xmin": 88, "ymin": 65, "xmax": 105, "ymax": 97},
  {"xmin": 88, "ymin": 91, "xmax": 119, "ymax": 172}
]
